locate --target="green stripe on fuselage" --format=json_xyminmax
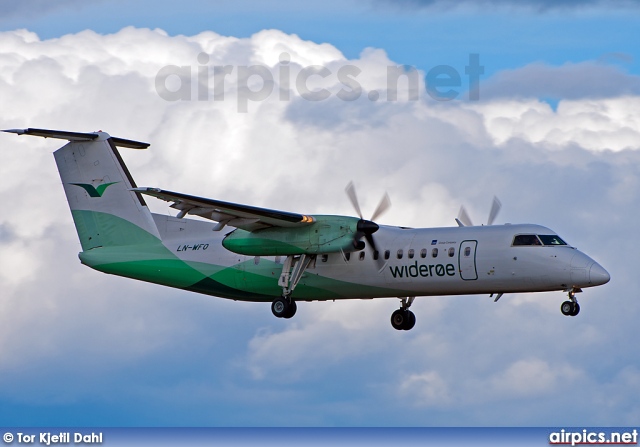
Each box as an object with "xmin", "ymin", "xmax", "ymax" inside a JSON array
[{"xmin": 73, "ymin": 210, "xmax": 402, "ymax": 302}]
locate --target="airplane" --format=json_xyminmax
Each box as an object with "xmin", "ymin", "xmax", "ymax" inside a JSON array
[{"xmin": 3, "ymin": 128, "xmax": 610, "ymax": 331}]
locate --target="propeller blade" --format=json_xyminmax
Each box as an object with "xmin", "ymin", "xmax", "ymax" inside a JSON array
[
  {"xmin": 487, "ymin": 196, "xmax": 502, "ymax": 225},
  {"xmin": 457, "ymin": 206, "xmax": 473, "ymax": 227},
  {"xmin": 364, "ymin": 233, "xmax": 386, "ymax": 270},
  {"xmin": 345, "ymin": 181, "xmax": 363, "ymax": 219},
  {"xmin": 345, "ymin": 181, "xmax": 389, "ymax": 271},
  {"xmin": 365, "ymin": 233, "xmax": 377, "ymax": 253},
  {"xmin": 370, "ymin": 192, "xmax": 391, "ymax": 222}
]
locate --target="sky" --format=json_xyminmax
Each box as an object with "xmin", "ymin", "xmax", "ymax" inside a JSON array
[{"xmin": 0, "ymin": 0, "xmax": 639, "ymax": 427}]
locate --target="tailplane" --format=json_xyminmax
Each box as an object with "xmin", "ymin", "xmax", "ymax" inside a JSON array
[{"xmin": 4, "ymin": 128, "xmax": 161, "ymax": 250}]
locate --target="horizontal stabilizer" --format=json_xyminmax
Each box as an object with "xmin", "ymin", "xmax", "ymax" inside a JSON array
[
  {"xmin": 110, "ymin": 137, "xmax": 150, "ymax": 149},
  {"xmin": 2, "ymin": 128, "xmax": 149, "ymax": 149},
  {"xmin": 3, "ymin": 128, "xmax": 98, "ymax": 141}
]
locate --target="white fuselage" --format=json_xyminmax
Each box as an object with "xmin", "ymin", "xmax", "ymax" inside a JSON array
[{"xmin": 154, "ymin": 215, "xmax": 609, "ymax": 300}]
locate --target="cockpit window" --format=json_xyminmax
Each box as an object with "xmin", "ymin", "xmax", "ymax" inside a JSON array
[
  {"xmin": 513, "ymin": 234, "xmax": 568, "ymax": 246},
  {"xmin": 538, "ymin": 235, "xmax": 567, "ymax": 246},
  {"xmin": 512, "ymin": 234, "xmax": 542, "ymax": 246}
]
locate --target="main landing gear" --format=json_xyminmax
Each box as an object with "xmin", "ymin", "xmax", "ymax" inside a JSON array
[
  {"xmin": 271, "ymin": 254, "xmax": 314, "ymax": 320},
  {"xmin": 391, "ymin": 297, "xmax": 416, "ymax": 331},
  {"xmin": 560, "ymin": 289, "xmax": 581, "ymax": 317}
]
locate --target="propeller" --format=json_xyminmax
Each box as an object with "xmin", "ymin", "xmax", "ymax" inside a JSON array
[
  {"xmin": 456, "ymin": 196, "xmax": 502, "ymax": 227},
  {"xmin": 345, "ymin": 181, "xmax": 390, "ymax": 259},
  {"xmin": 487, "ymin": 196, "xmax": 502, "ymax": 226}
]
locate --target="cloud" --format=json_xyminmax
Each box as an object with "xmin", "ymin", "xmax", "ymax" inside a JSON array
[
  {"xmin": 488, "ymin": 358, "xmax": 583, "ymax": 397},
  {"xmin": 400, "ymin": 371, "xmax": 452, "ymax": 406},
  {"xmin": 0, "ymin": 27, "xmax": 638, "ymax": 426},
  {"xmin": 466, "ymin": 96, "xmax": 640, "ymax": 151},
  {"xmin": 481, "ymin": 62, "xmax": 640, "ymax": 101},
  {"xmin": 399, "ymin": 358, "xmax": 583, "ymax": 409}
]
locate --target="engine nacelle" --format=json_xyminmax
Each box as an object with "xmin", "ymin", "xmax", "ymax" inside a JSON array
[{"xmin": 222, "ymin": 215, "xmax": 361, "ymax": 256}]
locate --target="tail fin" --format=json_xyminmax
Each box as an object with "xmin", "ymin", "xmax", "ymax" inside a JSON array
[{"xmin": 4, "ymin": 128, "xmax": 161, "ymax": 250}]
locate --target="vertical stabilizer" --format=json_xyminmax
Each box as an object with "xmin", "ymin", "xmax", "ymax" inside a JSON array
[{"xmin": 4, "ymin": 128, "xmax": 161, "ymax": 250}]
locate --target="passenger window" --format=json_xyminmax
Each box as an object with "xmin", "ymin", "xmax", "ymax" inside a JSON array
[
  {"xmin": 373, "ymin": 250, "xmax": 379, "ymax": 260},
  {"xmin": 384, "ymin": 250, "xmax": 390, "ymax": 260},
  {"xmin": 420, "ymin": 249, "xmax": 427, "ymax": 258},
  {"xmin": 432, "ymin": 248, "xmax": 438, "ymax": 258},
  {"xmin": 408, "ymin": 249, "xmax": 414, "ymax": 259},
  {"xmin": 464, "ymin": 246, "xmax": 471, "ymax": 257},
  {"xmin": 359, "ymin": 251, "xmax": 365, "ymax": 261},
  {"xmin": 448, "ymin": 247, "xmax": 455, "ymax": 257},
  {"xmin": 513, "ymin": 234, "xmax": 542, "ymax": 246},
  {"xmin": 321, "ymin": 254, "xmax": 328, "ymax": 262},
  {"xmin": 397, "ymin": 249, "xmax": 403, "ymax": 259}
]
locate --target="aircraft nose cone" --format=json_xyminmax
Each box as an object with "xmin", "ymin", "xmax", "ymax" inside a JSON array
[{"xmin": 589, "ymin": 262, "xmax": 610, "ymax": 286}]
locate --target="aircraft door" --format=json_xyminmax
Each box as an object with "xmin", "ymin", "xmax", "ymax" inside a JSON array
[{"xmin": 458, "ymin": 240, "xmax": 478, "ymax": 280}]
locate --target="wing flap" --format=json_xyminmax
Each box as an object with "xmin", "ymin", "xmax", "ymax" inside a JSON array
[{"xmin": 133, "ymin": 187, "xmax": 315, "ymax": 231}]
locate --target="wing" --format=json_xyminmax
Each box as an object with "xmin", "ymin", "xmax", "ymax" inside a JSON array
[{"xmin": 133, "ymin": 187, "xmax": 315, "ymax": 232}]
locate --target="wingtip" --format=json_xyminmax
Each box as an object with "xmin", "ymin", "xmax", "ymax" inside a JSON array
[{"xmin": 2, "ymin": 129, "xmax": 26, "ymax": 135}]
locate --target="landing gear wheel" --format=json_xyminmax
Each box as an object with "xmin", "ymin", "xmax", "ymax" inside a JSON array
[
  {"xmin": 562, "ymin": 289, "xmax": 581, "ymax": 317},
  {"xmin": 570, "ymin": 302, "xmax": 580, "ymax": 316},
  {"xmin": 391, "ymin": 309, "xmax": 416, "ymax": 331},
  {"xmin": 561, "ymin": 300, "xmax": 573, "ymax": 316},
  {"xmin": 404, "ymin": 310, "xmax": 416, "ymax": 330},
  {"xmin": 271, "ymin": 297, "xmax": 297, "ymax": 319},
  {"xmin": 391, "ymin": 309, "xmax": 405, "ymax": 330},
  {"xmin": 283, "ymin": 300, "xmax": 297, "ymax": 319}
]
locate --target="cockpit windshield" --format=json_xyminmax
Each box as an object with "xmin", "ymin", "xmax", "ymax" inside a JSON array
[
  {"xmin": 513, "ymin": 234, "xmax": 542, "ymax": 246},
  {"xmin": 538, "ymin": 235, "xmax": 567, "ymax": 246},
  {"xmin": 512, "ymin": 234, "xmax": 568, "ymax": 246}
]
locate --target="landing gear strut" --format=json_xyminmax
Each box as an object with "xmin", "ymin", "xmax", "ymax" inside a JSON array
[
  {"xmin": 561, "ymin": 289, "xmax": 581, "ymax": 317},
  {"xmin": 391, "ymin": 297, "xmax": 416, "ymax": 331},
  {"xmin": 271, "ymin": 254, "xmax": 313, "ymax": 320}
]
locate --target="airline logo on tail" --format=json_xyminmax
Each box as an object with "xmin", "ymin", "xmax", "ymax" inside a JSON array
[{"xmin": 70, "ymin": 182, "xmax": 119, "ymax": 198}]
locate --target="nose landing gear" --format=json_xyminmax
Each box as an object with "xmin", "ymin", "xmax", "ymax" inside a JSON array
[
  {"xmin": 391, "ymin": 297, "xmax": 416, "ymax": 331},
  {"xmin": 561, "ymin": 289, "xmax": 581, "ymax": 317}
]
